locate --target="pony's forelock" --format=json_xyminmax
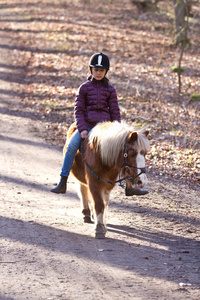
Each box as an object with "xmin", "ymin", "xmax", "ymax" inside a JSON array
[{"xmin": 88, "ymin": 121, "xmax": 149, "ymax": 167}]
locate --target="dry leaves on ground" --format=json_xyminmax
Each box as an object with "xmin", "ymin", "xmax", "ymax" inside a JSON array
[{"xmin": 1, "ymin": 0, "xmax": 199, "ymax": 187}]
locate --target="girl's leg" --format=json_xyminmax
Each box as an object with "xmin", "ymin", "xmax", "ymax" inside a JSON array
[
  {"xmin": 60, "ymin": 129, "xmax": 82, "ymax": 177},
  {"xmin": 51, "ymin": 129, "xmax": 82, "ymax": 194}
]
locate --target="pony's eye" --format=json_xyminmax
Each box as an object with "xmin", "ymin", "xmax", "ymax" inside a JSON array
[{"xmin": 129, "ymin": 151, "xmax": 137, "ymax": 158}]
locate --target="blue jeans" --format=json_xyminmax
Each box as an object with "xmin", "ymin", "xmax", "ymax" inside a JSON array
[{"xmin": 60, "ymin": 128, "xmax": 91, "ymax": 177}]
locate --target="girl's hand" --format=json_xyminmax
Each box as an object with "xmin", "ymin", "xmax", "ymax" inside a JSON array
[{"xmin": 81, "ymin": 130, "xmax": 88, "ymax": 139}]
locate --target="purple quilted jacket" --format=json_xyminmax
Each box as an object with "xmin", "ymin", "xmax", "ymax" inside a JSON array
[{"xmin": 74, "ymin": 76, "xmax": 121, "ymax": 133}]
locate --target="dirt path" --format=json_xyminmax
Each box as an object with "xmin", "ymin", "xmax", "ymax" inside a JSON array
[{"xmin": 0, "ymin": 20, "xmax": 200, "ymax": 300}]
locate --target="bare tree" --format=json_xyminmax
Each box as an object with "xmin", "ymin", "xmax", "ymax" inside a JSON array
[
  {"xmin": 173, "ymin": 0, "xmax": 190, "ymax": 93},
  {"xmin": 173, "ymin": 0, "xmax": 190, "ymax": 44}
]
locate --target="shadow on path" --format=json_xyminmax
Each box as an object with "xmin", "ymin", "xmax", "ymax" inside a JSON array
[{"xmin": 0, "ymin": 215, "xmax": 200, "ymax": 287}]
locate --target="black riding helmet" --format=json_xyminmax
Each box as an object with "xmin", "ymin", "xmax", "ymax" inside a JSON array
[{"xmin": 89, "ymin": 52, "xmax": 110, "ymax": 70}]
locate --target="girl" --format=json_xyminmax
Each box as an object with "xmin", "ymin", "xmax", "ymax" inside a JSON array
[{"xmin": 51, "ymin": 52, "xmax": 121, "ymax": 194}]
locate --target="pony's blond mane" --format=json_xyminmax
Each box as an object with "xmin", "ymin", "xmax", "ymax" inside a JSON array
[{"xmin": 88, "ymin": 121, "xmax": 149, "ymax": 167}]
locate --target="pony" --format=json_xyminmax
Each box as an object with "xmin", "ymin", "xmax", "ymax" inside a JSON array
[{"xmin": 64, "ymin": 121, "xmax": 150, "ymax": 238}]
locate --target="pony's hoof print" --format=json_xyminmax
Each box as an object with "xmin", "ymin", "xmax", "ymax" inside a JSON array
[{"xmin": 95, "ymin": 224, "xmax": 106, "ymax": 239}]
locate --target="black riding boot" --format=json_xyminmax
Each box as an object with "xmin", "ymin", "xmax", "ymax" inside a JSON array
[
  {"xmin": 51, "ymin": 176, "xmax": 68, "ymax": 194},
  {"xmin": 125, "ymin": 186, "xmax": 149, "ymax": 196}
]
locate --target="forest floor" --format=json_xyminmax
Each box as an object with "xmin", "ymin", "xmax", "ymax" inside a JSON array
[{"xmin": 0, "ymin": 1, "xmax": 200, "ymax": 299}]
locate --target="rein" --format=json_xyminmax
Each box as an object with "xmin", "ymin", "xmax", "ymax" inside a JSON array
[{"xmin": 80, "ymin": 140, "xmax": 146, "ymax": 186}]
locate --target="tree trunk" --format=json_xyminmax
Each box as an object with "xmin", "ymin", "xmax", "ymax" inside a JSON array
[
  {"xmin": 174, "ymin": 0, "xmax": 190, "ymax": 93},
  {"xmin": 174, "ymin": 0, "xmax": 189, "ymax": 44}
]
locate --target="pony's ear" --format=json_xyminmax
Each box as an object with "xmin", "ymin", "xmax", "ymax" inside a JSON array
[{"xmin": 127, "ymin": 132, "xmax": 138, "ymax": 143}]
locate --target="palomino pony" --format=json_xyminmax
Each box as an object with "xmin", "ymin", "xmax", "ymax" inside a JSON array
[{"xmin": 64, "ymin": 121, "xmax": 149, "ymax": 238}]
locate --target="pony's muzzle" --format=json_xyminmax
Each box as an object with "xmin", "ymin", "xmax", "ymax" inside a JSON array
[{"xmin": 134, "ymin": 167, "xmax": 148, "ymax": 186}]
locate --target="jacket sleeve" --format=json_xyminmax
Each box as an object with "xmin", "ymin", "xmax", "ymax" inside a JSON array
[
  {"xmin": 108, "ymin": 86, "xmax": 121, "ymax": 122},
  {"xmin": 74, "ymin": 84, "xmax": 88, "ymax": 132}
]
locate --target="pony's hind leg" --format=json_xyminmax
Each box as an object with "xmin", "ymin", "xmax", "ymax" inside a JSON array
[
  {"xmin": 78, "ymin": 182, "xmax": 94, "ymax": 223},
  {"xmin": 90, "ymin": 188, "xmax": 107, "ymax": 239}
]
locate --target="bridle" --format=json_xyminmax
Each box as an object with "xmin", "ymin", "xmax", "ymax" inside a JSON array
[
  {"xmin": 81, "ymin": 140, "xmax": 147, "ymax": 186},
  {"xmin": 122, "ymin": 142, "xmax": 146, "ymax": 181}
]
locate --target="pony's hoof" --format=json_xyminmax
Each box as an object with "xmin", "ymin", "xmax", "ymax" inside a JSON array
[
  {"xmin": 84, "ymin": 215, "xmax": 94, "ymax": 224},
  {"xmin": 95, "ymin": 224, "xmax": 106, "ymax": 239},
  {"xmin": 82, "ymin": 209, "xmax": 94, "ymax": 223},
  {"xmin": 95, "ymin": 232, "xmax": 106, "ymax": 239}
]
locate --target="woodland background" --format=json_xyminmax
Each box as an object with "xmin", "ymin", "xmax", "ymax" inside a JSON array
[{"xmin": 1, "ymin": 0, "xmax": 200, "ymax": 188}]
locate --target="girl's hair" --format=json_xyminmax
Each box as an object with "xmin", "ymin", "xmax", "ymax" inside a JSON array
[{"xmin": 103, "ymin": 76, "xmax": 109, "ymax": 88}]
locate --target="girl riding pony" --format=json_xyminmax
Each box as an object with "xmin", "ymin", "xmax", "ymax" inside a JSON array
[{"xmin": 51, "ymin": 52, "xmax": 148, "ymax": 196}]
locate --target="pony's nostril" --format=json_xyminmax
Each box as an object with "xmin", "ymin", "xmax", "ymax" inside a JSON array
[{"xmin": 137, "ymin": 180, "xmax": 142, "ymax": 185}]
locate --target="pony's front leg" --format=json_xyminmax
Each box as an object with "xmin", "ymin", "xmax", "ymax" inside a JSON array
[
  {"xmin": 102, "ymin": 189, "xmax": 110, "ymax": 233},
  {"xmin": 96, "ymin": 212, "xmax": 107, "ymax": 239}
]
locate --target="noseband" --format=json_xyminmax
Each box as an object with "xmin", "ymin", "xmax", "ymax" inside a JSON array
[{"xmin": 81, "ymin": 140, "xmax": 147, "ymax": 186}]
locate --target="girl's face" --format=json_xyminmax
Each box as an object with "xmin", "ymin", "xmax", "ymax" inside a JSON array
[{"xmin": 91, "ymin": 67, "xmax": 107, "ymax": 81}]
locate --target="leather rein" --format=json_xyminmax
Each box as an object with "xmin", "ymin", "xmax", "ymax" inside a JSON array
[{"xmin": 80, "ymin": 140, "xmax": 146, "ymax": 186}]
